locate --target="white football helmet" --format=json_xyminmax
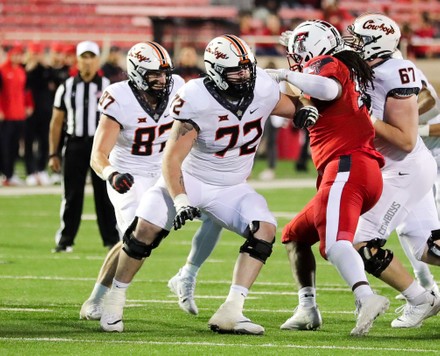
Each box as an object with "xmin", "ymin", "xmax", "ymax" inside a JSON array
[
  {"xmin": 126, "ymin": 42, "xmax": 173, "ymax": 97},
  {"xmin": 284, "ymin": 20, "xmax": 344, "ymax": 71},
  {"xmin": 345, "ymin": 13, "xmax": 401, "ymax": 61},
  {"xmin": 204, "ymin": 34, "xmax": 256, "ymax": 98}
]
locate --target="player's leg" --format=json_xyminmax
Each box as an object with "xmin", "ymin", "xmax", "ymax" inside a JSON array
[
  {"xmin": 80, "ymin": 176, "xmax": 154, "ymax": 320},
  {"xmin": 356, "ymin": 196, "xmax": 440, "ymax": 328},
  {"xmin": 100, "ymin": 182, "xmax": 174, "ymax": 332},
  {"xmin": 390, "ymin": 195, "xmax": 440, "ymax": 328},
  {"xmin": 320, "ymin": 154, "xmax": 389, "ymax": 337},
  {"xmin": 168, "ymin": 216, "xmax": 223, "ymax": 315},
  {"xmin": 80, "ymin": 242, "xmax": 121, "ymax": 320},
  {"xmin": 205, "ymin": 185, "xmax": 276, "ymax": 335},
  {"xmin": 280, "ymin": 199, "xmax": 322, "ymax": 331},
  {"xmin": 396, "ymin": 233, "xmax": 439, "ymax": 299}
]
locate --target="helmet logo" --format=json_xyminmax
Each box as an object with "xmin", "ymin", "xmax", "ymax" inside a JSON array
[
  {"xmin": 130, "ymin": 50, "xmax": 150, "ymax": 63},
  {"xmin": 206, "ymin": 46, "xmax": 229, "ymax": 60},
  {"xmin": 294, "ymin": 32, "xmax": 308, "ymax": 53},
  {"xmin": 362, "ymin": 20, "xmax": 395, "ymax": 35}
]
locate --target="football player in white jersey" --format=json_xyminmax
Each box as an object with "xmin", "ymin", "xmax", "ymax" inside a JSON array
[
  {"xmin": 393, "ymin": 56, "xmax": 440, "ymax": 301},
  {"xmin": 99, "ymin": 34, "xmax": 319, "ymax": 334},
  {"xmin": 345, "ymin": 13, "xmax": 440, "ymax": 328},
  {"xmin": 79, "ymin": 42, "xmax": 223, "ymax": 320}
]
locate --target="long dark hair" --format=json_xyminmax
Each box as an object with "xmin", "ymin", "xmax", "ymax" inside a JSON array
[{"xmin": 333, "ymin": 50, "xmax": 374, "ymax": 92}]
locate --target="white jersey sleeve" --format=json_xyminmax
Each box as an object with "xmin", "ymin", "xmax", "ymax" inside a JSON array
[
  {"xmin": 369, "ymin": 58, "xmax": 422, "ymax": 121},
  {"xmin": 98, "ymin": 76, "xmax": 183, "ymax": 178},
  {"xmin": 369, "ymin": 58, "xmax": 428, "ymax": 168},
  {"xmin": 170, "ymin": 67, "xmax": 280, "ymax": 186}
]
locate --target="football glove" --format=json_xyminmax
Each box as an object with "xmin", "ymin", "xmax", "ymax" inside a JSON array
[
  {"xmin": 279, "ymin": 30, "xmax": 294, "ymax": 47},
  {"xmin": 265, "ymin": 68, "xmax": 289, "ymax": 84},
  {"xmin": 293, "ymin": 106, "xmax": 319, "ymax": 129},
  {"xmin": 174, "ymin": 206, "xmax": 201, "ymax": 231},
  {"xmin": 108, "ymin": 172, "xmax": 134, "ymax": 194}
]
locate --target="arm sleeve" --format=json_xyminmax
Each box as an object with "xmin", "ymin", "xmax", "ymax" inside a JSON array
[{"xmin": 284, "ymin": 71, "xmax": 340, "ymax": 101}]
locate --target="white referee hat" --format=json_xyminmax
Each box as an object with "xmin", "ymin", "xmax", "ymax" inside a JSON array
[{"xmin": 76, "ymin": 41, "xmax": 100, "ymax": 57}]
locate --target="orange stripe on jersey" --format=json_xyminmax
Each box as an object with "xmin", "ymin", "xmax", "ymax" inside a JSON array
[
  {"xmin": 222, "ymin": 34, "xmax": 249, "ymax": 60},
  {"xmin": 147, "ymin": 41, "xmax": 169, "ymax": 67}
]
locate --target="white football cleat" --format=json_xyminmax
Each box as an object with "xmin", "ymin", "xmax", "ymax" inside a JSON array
[
  {"xmin": 391, "ymin": 291, "xmax": 440, "ymax": 328},
  {"xmin": 350, "ymin": 294, "xmax": 389, "ymax": 337},
  {"xmin": 168, "ymin": 270, "xmax": 198, "ymax": 315},
  {"xmin": 79, "ymin": 299, "xmax": 102, "ymax": 320},
  {"xmin": 280, "ymin": 305, "xmax": 322, "ymax": 330},
  {"xmin": 100, "ymin": 290, "xmax": 126, "ymax": 332},
  {"xmin": 208, "ymin": 302, "xmax": 264, "ymax": 335}
]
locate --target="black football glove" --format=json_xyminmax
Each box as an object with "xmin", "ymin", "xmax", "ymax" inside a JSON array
[
  {"xmin": 174, "ymin": 206, "xmax": 201, "ymax": 231},
  {"xmin": 293, "ymin": 106, "xmax": 319, "ymax": 129},
  {"xmin": 108, "ymin": 172, "xmax": 134, "ymax": 194}
]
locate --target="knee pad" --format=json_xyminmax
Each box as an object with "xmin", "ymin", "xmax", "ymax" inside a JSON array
[
  {"xmin": 427, "ymin": 229, "xmax": 440, "ymax": 258},
  {"xmin": 239, "ymin": 221, "xmax": 275, "ymax": 264},
  {"xmin": 122, "ymin": 218, "xmax": 169, "ymax": 260},
  {"xmin": 358, "ymin": 238, "xmax": 393, "ymax": 277}
]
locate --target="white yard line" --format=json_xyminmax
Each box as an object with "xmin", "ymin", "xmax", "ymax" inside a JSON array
[
  {"xmin": 0, "ymin": 179, "xmax": 316, "ymax": 196},
  {"xmin": 0, "ymin": 337, "xmax": 436, "ymax": 353}
]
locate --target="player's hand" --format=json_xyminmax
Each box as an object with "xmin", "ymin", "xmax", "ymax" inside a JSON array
[
  {"xmin": 293, "ymin": 106, "xmax": 319, "ymax": 129},
  {"xmin": 174, "ymin": 206, "xmax": 201, "ymax": 231},
  {"xmin": 265, "ymin": 68, "xmax": 289, "ymax": 84},
  {"xmin": 108, "ymin": 172, "xmax": 134, "ymax": 194},
  {"xmin": 279, "ymin": 30, "xmax": 294, "ymax": 47}
]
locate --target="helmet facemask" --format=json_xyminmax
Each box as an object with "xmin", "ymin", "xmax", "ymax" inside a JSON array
[
  {"xmin": 344, "ymin": 13, "xmax": 401, "ymax": 61},
  {"xmin": 284, "ymin": 20, "xmax": 344, "ymax": 72},
  {"xmin": 218, "ymin": 60, "xmax": 256, "ymax": 99},
  {"xmin": 204, "ymin": 35, "xmax": 257, "ymax": 100},
  {"xmin": 126, "ymin": 42, "xmax": 174, "ymax": 99}
]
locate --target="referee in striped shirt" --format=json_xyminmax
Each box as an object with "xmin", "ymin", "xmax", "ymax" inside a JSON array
[{"xmin": 48, "ymin": 41, "xmax": 119, "ymax": 253}]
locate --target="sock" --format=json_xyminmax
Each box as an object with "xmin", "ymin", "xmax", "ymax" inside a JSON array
[
  {"xmin": 298, "ymin": 287, "xmax": 316, "ymax": 308},
  {"xmin": 89, "ymin": 283, "xmax": 110, "ymax": 301},
  {"xmin": 414, "ymin": 269, "xmax": 436, "ymax": 290},
  {"xmin": 181, "ymin": 263, "xmax": 199, "ymax": 279},
  {"xmin": 225, "ymin": 285, "xmax": 248, "ymax": 310},
  {"xmin": 353, "ymin": 285, "xmax": 373, "ymax": 301},
  {"xmin": 399, "ymin": 233, "xmax": 436, "ymax": 289},
  {"xmin": 326, "ymin": 240, "xmax": 373, "ymax": 300},
  {"xmin": 402, "ymin": 280, "xmax": 429, "ymax": 305},
  {"xmin": 113, "ymin": 279, "xmax": 130, "ymax": 291}
]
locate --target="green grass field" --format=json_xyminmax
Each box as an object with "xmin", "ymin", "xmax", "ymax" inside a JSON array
[{"xmin": 1, "ymin": 160, "xmax": 439, "ymax": 355}]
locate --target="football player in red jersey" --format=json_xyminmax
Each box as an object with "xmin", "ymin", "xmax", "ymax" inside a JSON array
[{"xmin": 267, "ymin": 20, "xmax": 388, "ymax": 336}]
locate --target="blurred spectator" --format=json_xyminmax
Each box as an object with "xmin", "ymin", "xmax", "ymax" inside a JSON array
[
  {"xmin": 322, "ymin": 0, "xmax": 353, "ymax": 35},
  {"xmin": 239, "ymin": 10, "xmax": 259, "ymax": 38},
  {"xmin": 412, "ymin": 12, "xmax": 437, "ymax": 58},
  {"xmin": 258, "ymin": 13, "xmax": 285, "ymax": 56},
  {"xmin": 48, "ymin": 42, "xmax": 70, "ymax": 91},
  {"xmin": 174, "ymin": 46, "xmax": 204, "ymax": 82},
  {"xmin": 254, "ymin": 0, "xmax": 281, "ymax": 20},
  {"xmin": 101, "ymin": 45, "xmax": 126, "ymax": 84},
  {"xmin": 259, "ymin": 60, "xmax": 286, "ymax": 181},
  {"xmin": 0, "ymin": 43, "xmax": 34, "ymax": 186},
  {"xmin": 64, "ymin": 44, "xmax": 78, "ymax": 76},
  {"xmin": 297, "ymin": 0, "xmax": 322, "ymax": 8},
  {"xmin": 24, "ymin": 42, "xmax": 53, "ymax": 186},
  {"xmin": 47, "ymin": 42, "xmax": 71, "ymax": 185},
  {"xmin": 400, "ymin": 22, "xmax": 416, "ymax": 59}
]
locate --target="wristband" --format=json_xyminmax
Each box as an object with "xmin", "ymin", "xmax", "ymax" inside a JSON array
[
  {"xmin": 101, "ymin": 165, "xmax": 117, "ymax": 181},
  {"xmin": 370, "ymin": 115, "xmax": 378, "ymax": 125},
  {"xmin": 173, "ymin": 193, "xmax": 190, "ymax": 210},
  {"xmin": 48, "ymin": 153, "xmax": 59, "ymax": 159},
  {"xmin": 418, "ymin": 124, "xmax": 430, "ymax": 137}
]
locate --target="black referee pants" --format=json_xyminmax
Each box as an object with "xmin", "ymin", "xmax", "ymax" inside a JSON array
[{"xmin": 55, "ymin": 136, "xmax": 120, "ymax": 248}]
